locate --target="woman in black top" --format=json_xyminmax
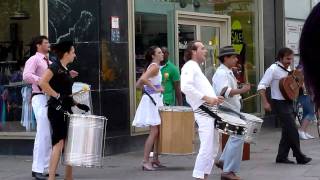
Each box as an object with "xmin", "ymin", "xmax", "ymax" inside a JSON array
[{"xmin": 40, "ymin": 41, "xmax": 89, "ymax": 180}]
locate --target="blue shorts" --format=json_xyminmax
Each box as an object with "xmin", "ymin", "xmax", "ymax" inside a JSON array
[{"xmin": 298, "ymin": 95, "xmax": 316, "ymax": 121}]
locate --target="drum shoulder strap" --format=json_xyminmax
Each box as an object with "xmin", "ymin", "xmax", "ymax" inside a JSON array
[
  {"xmin": 199, "ymin": 105, "xmax": 221, "ymax": 127},
  {"xmin": 143, "ymin": 89, "xmax": 157, "ymax": 106}
]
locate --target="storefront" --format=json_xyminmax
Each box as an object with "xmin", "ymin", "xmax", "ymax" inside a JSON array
[
  {"xmin": 0, "ymin": 0, "xmax": 264, "ymax": 155},
  {"xmin": 130, "ymin": 0, "xmax": 264, "ymax": 135},
  {"xmin": 0, "ymin": 0, "xmax": 138, "ymax": 155}
]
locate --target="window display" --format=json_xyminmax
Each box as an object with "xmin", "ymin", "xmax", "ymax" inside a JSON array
[{"xmin": 0, "ymin": 0, "xmax": 40, "ymax": 132}]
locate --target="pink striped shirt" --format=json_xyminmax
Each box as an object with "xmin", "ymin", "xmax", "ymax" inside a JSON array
[{"xmin": 23, "ymin": 52, "xmax": 52, "ymax": 93}]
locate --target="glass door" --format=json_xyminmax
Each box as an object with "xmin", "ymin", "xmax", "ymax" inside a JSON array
[
  {"xmin": 200, "ymin": 26, "xmax": 220, "ymax": 83},
  {"xmin": 176, "ymin": 11, "xmax": 230, "ymax": 82},
  {"xmin": 178, "ymin": 24, "xmax": 196, "ymax": 69},
  {"xmin": 177, "ymin": 22, "xmax": 222, "ymax": 82}
]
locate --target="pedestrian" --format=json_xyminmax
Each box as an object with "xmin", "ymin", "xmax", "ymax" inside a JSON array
[
  {"xmin": 296, "ymin": 65, "xmax": 316, "ymax": 140},
  {"xmin": 39, "ymin": 41, "xmax": 90, "ymax": 180},
  {"xmin": 181, "ymin": 40, "xmax": 224, "ymax": 180},
  {"xmin": 258, "ymin": 47, "xmax": 312, "ymax": 164},
  {"xmin": 132, "ymin": 46, "xmax": 165, "ymax": 171},
  {"xmin": 212, "ymin": 46, "xmax": 251, "ymax": 180},
  {"xmin": 23, "ymin": 36, "xmax": 53, "ymax": 180},
  {"xmin": 160, "ymin": 47, "xmax": 183, "ymax": 106}
]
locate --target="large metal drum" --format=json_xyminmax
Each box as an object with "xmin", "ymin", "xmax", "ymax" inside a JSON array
[
  {"xmin": 158, "ymin": 106, "xmax": 195, "ymax": 155},
  {"xmin": 215, "ymin": 112, "xmax": 247, "ymax": 136},
  {"xmin": 241, "ymin": 113, "xmax": 263, "ymax": 144},
  {"xmin": 63, "ymin": 114, "xmax": 107, "ymax": 168}
]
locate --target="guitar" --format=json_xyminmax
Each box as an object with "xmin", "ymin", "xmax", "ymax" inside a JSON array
[{"xmin": 278, "ymin": 68, "xmax": 304, "ymax": 100}]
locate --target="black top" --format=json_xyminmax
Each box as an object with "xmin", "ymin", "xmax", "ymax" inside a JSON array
[{"xmin": 48, "ymin": 61, "xmax": 74, "ymax": 111}]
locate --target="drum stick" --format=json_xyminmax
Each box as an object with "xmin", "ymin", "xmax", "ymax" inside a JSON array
[
  {"xmin": 242, "ymin": 93, "xmax": 260, "ymax": 102},
  {"xmin": 240, "ymin": 83, "xmax": 256, "ymax": 87},
  {"xmin": 70, "ymin": 89, "xmax": 99, "ymax": 97}
]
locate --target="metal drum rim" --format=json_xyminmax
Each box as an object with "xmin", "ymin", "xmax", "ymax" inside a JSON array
[
  {"xmin": 241, "ymin": 113, "xmax": 264, "ymax": 122},
  {"xmin": 158, "ymin": 106, "xmax": 193, "ymax": 112},
  {"xmin": 217, "ymin": 113, "xmax": 247, "ymax": 126},
  {"xmin": 69, "ymin": 114, "xmax": 108, "ymax": 120}
]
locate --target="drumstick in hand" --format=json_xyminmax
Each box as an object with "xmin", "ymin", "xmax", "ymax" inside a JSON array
[{"xmin": 70, "ymin": 84, "xmax": 90, "ymax": 97}]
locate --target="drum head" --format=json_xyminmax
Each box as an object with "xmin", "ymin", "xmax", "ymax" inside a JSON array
[
  {"xmin": 217, "ymin": 112, "xmax": 247, "ymax": 126},
  {"xmin": 241, "ymin": 113, "xmax": 263, "ymax": 122},
  {"xmin": 158, "ymin": 106, "xmax": 193, "ymax": 112}
]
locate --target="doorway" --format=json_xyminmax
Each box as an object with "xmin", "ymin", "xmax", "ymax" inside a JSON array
[{"xmin": 176, "ymin": 11, "xmax": 231, "ymax": 82}]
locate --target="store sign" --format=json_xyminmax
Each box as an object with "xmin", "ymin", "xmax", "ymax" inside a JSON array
[
  {"xmin": 232, "ymin": 30, "xmax": 244, "ymax": 45},
  {"xmin": 111, "ymin": 16, "xmax": 120, "ymax": 42},
  {"xmin": 231, "ymin": 20, "xmax": 244, "ymax": 54},
  {"xmin": 285, "ymin": 19, "xmax": 304, "ymax": 54},
  {"xmin": 229, "ymin": 2, "xmax": 252, "ymax": 12}
]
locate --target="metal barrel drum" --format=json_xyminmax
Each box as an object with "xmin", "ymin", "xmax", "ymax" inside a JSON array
[{"xmin": 63, "ymin": 114, "xmax": 107, "ymax": 168}]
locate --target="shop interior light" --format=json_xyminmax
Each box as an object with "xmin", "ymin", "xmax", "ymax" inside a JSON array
[{"xmin": 10, "ymin": 0, "xmax": 30, "ymax": 20}]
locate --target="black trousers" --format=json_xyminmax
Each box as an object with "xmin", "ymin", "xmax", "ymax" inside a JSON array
[{"xmin": 272, "ymin": 99, "xmax": 304, "ymax": 160}]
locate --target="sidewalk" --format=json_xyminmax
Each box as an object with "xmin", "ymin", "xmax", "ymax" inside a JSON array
[{"xmin": 0, "ymin": 127, "xmax": 319, "ymax": 180}]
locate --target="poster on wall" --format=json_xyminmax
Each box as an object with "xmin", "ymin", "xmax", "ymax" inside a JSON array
[{"xmin": 285, "ymin": 19, "xmax": 304, "ymax": 54}]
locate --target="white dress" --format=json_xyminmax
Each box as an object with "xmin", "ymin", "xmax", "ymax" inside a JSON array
[{"xmin": 132, "ymin": 63, "xmax": 163, "ymax": 127}]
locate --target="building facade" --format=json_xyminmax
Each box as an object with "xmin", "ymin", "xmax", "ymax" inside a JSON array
[{"xmin": 1, "ymin": 0, "xmax": 302, "ymax": 155}]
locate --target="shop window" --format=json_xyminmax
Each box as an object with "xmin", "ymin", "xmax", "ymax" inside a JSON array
[
  {"xmin": 135, "ymin": 13, "xmax": 167, "ymax": 106},
  {"xmin": 0, "ymin": 0, "xmax": 40, "ymax": 132},
  {"xmin": 213, "ymin": 0, "xmax": 258, "ymax": 113},
  {"xmin": 133, "ymin": 0, "xmax": 261, "ymax": 114}
]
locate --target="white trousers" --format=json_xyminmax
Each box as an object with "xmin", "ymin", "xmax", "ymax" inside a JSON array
[
  {"xmin": 32, "ymin": 95, "xmax": 52, "ymax": 173},
  {"xmin": 193, "ymin": 114, "xmax": 220, "ymax": 179}
]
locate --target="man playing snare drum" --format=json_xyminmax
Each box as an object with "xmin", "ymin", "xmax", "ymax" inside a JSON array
[
  {"xmin": 212, "ymin": 46, "xmax": 251, "ymax": 180},
  {"xmin": 181, "ymin": 40, "xmax": 224, "ymax": 180}
]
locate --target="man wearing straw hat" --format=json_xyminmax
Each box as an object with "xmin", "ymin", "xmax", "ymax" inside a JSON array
[{"xmin": 212, "ymin": 46, "xmax": 251, "ymax": 180}]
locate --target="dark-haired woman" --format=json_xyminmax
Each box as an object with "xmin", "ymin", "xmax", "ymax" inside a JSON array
[
  {"xmin": 132, "ymin": 46, "xmax": 164, "ymax": 171},
  {"xmin": 299, "ymin": 3, "xmax": 320, "ymax": 113},
  {"xmin": 39, "ymin": 41, "xmax": 89, "ymax": 180}
]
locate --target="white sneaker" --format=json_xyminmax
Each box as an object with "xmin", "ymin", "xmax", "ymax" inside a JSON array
[
  {"xmin": 305, "ymin": 132, "xmax": 315, "ymax": 139},
  {"xmin": 149, "ymin": 152, "xmax": 154, "ymax": 158},
  {"xmin": 298, "ymin": 131, "xmax": 309, "ymax": 140}
]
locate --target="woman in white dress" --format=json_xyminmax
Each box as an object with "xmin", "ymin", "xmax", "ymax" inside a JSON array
[{"xmin": 132, "ymin": 46, "xmax": 164, "ymax": 171}]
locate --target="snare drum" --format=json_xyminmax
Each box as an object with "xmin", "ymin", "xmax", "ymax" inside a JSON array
[
  {"xmin": 158, "ymin": 106, "xmax": 194, "ymax": 155},
  {"xmin": 63, "ymin": 114, "xmax": 107, "ymax": 168},
  {"xmin": 215, "ymin": 112, "xmax": 247, "ymax": 136},
  {"xmin": 241, "ymin": 113, "xmax": 263, "ymax": 144}
]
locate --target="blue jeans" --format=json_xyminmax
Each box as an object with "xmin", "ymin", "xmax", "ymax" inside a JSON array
[
  {"xmin": 219, "ymin": 136, "xmax": 244, "ymax": 173},
  {"xmin": 298, "ymin": 95, "xmax": 316, "ymax": 121}
]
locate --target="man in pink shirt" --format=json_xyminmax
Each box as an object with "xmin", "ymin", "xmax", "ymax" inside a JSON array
[{"xmin": 24, "ymin": 36, "xmax": 51, "ymax": 180}]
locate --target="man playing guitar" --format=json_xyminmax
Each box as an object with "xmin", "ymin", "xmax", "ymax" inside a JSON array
[{"xmin": 258, "ymin": 47, "xmax": 311, "ymax": 164}]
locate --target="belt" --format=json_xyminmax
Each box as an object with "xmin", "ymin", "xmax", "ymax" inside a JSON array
[{"xmin": 31, "ymin": 93, "xmax": 44, "ymax": 98}]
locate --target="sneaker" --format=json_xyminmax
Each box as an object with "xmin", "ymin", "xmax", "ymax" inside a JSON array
[
  {"xmin": 149, "ymin": 152, "xmax": 154, "ymax": 158},
  {"xmin": 298, "ymin": 131, "xmax": 309, "ymax": 140},
  {"xmin": 305, "ymin": 132, "xmax": 315, "ymax": 139}
]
